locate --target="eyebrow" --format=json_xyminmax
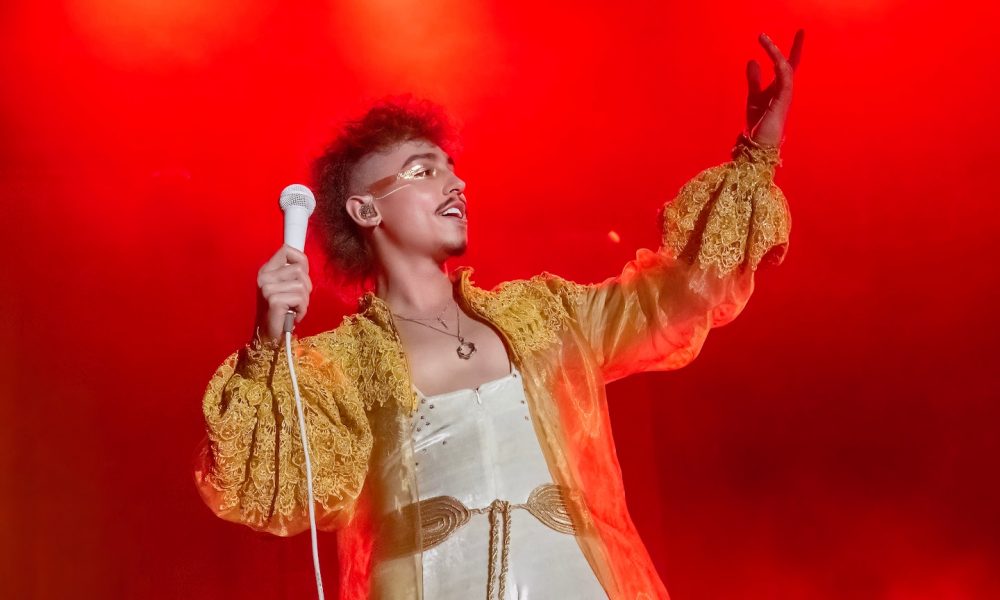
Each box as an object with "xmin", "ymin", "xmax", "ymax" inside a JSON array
[{"xmin": 399, "ymin": 152, "xmax": 455, "ymax": 170}]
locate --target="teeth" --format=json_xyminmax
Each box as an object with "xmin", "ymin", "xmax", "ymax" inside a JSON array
[{"xmin": 440, "ymin": 207, "xmax": 463, "ymax": 218}]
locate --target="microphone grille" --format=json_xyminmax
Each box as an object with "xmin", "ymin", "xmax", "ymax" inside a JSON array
[{"xmin": 279, "ymin": 184, "xmax": 316, "ymax": 215}]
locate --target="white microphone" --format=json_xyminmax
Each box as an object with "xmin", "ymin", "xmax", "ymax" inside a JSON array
[
  {"xmin": 280, "ymin": 183, "xmax": 316, "ymax": 252},
  {"xmin": 278, "ymin": 183, "xmax": 327, "ymax": 600},
  {"xmin": 279, "ymin": 184, "xmax": 316, "ymax": 333}
]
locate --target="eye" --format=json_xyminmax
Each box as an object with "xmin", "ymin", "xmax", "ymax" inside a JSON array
[{"xmin": 398, "ymin": 164, "xmax": 437, "ymax": 180}]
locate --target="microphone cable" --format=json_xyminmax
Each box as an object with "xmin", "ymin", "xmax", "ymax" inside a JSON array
[{"xmin": 284, "ymin": 310, "xmax": 326, "ymax": 600}]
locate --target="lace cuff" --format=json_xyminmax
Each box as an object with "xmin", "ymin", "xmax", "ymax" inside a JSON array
[
  {"xmin": 663, "ymin": 134, "xmax": 790, "ymax": 277},
  {"xmin": 235, "ymin": 327, "xmax": 294, "ymax": 381}
]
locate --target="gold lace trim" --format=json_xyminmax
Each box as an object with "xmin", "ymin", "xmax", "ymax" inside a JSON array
[
  {"xmin": 316, "ymin": 318, "xmax": 415, "ymax": 413},
  {"xmin": 201, "ymin": 334, "xmax": 373, "ymax": 531},
  {"xmin": 386, "ymin": 483, "xmax": 579, "ymax": 599},
  {"xmin": 462, "ymin": 269, "xmax": 576, "ymax": 362},
  {"xmin": 357, "ymin": 268, "xmax": 574, "ymax": 378},
  {"xmin": 663, "ymin": 138, "xmax": 790, "ymax": 277}
]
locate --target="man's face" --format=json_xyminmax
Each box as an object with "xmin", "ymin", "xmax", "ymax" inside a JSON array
[{"xmin": 349, "ymin": 139, "xmax": 468, "ymax": 262}]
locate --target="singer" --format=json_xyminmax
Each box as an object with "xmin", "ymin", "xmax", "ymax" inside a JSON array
[{"xmin": 195, "ymin": 31, "xmax": 803, "ymax": 599}]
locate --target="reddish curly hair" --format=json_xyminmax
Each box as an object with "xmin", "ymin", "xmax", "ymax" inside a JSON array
[{"xmin": 312, "ymin": 95, "xmax": 459, "ymax": 294}]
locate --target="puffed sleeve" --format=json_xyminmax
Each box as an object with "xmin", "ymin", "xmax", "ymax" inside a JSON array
[
  {"xmin": 194, "ymin": 331, "xmax": 373, "ymax": 536},
  {"xmin": 551, "ymin": 137, "xmax": 791, "ymax": 383}
]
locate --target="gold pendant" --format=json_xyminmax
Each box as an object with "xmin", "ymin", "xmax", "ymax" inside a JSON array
[{"xmin": 457, "ymin": 340, "xmax": 477, "ymax": 359}]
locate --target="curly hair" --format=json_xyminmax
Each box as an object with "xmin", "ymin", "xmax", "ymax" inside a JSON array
[{"xmin": 312, "ymin": 95, "xmax": 459, "ymax": 294}]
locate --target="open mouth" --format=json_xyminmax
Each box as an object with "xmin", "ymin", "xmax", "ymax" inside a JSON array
[{"xmin": 438, "ymin": 205, "xmax": 466, "ymax": 220}]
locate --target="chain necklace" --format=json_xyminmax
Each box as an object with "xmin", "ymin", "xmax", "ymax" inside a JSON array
[
  {"xmin": 401, "ymin": 300, "xmax": 452, "ymax": 330},
  {"xmin": 392, "ymin": 302, "xmax": 477, "ymax": 360}
]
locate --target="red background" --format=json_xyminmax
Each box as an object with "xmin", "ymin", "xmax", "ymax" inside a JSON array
[{"xmin": 2, "ymin": 0, "xmax": 999, "ymax": 598}]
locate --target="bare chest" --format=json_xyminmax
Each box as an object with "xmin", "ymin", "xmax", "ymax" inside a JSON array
[{"xmin": 393, "ymin": 312, "xmax": 513, "ymax": 397}]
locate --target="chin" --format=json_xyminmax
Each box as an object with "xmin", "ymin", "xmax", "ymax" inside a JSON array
[{"xmin": 442, "ymin": 238, "xmax": 468, "ymax": 257}]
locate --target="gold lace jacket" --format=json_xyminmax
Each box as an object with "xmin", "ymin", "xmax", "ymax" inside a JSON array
[{"xmin": 194, "ymin": 140, "xmax": 790, "ymax": 599}]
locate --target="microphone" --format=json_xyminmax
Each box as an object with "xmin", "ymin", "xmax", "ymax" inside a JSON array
[
  {"xmin": 278, "ymin": 183, "xmax": 327, "ymax": 599},
  {"xmin": 280, "ymin": 183, "xmax": 316, "ymax": 252},
  {"xmin": 279, "ymin": 184, "xmax": 316, "ymax": 333}
]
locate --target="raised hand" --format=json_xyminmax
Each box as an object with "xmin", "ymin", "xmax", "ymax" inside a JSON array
[{"xmin": 745, "ymin": 29, "xmax": 804, "ymax": 147}]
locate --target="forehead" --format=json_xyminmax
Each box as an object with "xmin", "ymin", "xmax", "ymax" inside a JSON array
[{"xmin": 351, "ymin": 139, "xmax": 452, "ymax": 191}]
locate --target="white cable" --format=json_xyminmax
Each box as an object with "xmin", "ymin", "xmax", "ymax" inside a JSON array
[{"xmin": 285, "ymin": 330, "xmax": 326, "ymax": 600}]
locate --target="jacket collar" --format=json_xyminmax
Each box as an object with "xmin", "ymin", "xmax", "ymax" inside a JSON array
[{"xmin": 356, "ymin": 266, "xmax": 476, "ymax": 328}]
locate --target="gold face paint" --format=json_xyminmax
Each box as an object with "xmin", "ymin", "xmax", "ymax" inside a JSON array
[
  {"xmin": 370, "ymin": 162, "xmax": 449, "ymax": 199},
  {"xmin": 397, "ymin": 163, "xmax": 439, "ymax": 180}
]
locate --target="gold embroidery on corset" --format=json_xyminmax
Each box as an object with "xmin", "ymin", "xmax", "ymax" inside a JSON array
[
  {"xmin": 485, "ymin": 499, "xmax": 513, "ymax": 600},
  {"xmin": 387, "ymin": 483, "xmax": 579, "ymax": 599},
  {"xmin": 201, "ymin": 333, "xmax": 373, "ymax": 531},
  {"xmin": 523, "ymin": 481, "xmax": 577, "ymax": 534},
  {"xmin": 663, "ymin": 139, "xmax": 790, "ymax": 277},
  {"xmin": 414, "ymin": 496, "xmax": 472, "ymax": 549}
]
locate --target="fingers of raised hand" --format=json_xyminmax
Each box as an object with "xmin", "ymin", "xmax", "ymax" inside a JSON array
[
  {"xmin": 746, "ymin": 59, "xmax": 762, "ymax": 94},
  {"xmin": 758, "ymin": 33, "xmax": 793, "ymax": 76},
  {"xmin": 788, "ymin": 29, "xmax": 805, "ymax": 71},
  {"xmin": 758, "ymin": 33, "xmax": 795, "ymax": 100}
]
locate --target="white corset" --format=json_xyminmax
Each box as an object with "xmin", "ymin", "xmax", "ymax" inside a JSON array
[{"xmin": 407, "ymin": 365, "xmax": 608, "ymax": 599}]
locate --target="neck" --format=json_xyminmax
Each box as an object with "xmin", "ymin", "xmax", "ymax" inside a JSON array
[{"xmin": 374, "ymin": 256, "xmax": 456, "ymax": 317}]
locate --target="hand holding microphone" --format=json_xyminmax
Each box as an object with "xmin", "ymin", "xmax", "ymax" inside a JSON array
[
  {"xmin": 254, "ymin": 184, "xmax": 316, "ymax": 344},
  {"xmin": 255, "ymin": 184, "xmax": 327, "ymax": 598}
]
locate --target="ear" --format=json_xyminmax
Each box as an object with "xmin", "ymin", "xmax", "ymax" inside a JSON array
[{"xmin": 345, "ymin": 193, "xmax": 381, "ymax": 228}]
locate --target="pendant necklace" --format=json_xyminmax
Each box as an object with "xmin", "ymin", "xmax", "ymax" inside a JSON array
[
  {"xmin": 398, "ymin": 300, "xmax": 452, "ymax": 330},
  {"xmin": 392, "ymin": 302, "xmax": 477, "ymax": 360}
]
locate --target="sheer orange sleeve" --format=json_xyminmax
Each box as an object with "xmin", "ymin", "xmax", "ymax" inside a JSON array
[
  {"xmin": 554, "ymin": 139, "xmax": 791, "ymax": 383},
  {"xmin": 194, "ymin": 333, "xmax": 373, "ymax": 536}
]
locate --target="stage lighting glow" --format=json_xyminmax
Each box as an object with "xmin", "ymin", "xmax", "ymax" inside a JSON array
[
  {"xmin": 66, "ymin": 0, "xmax": 260, "ymax": 65},
  {"xmin": 329, "ymin": 0, "xmax": 500, "ymax": 104}
]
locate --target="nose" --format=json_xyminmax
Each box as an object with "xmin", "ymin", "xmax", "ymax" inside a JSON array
[{"xmin": 445, "ymin": 171, "xmax": 466, "ymax": 196}]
